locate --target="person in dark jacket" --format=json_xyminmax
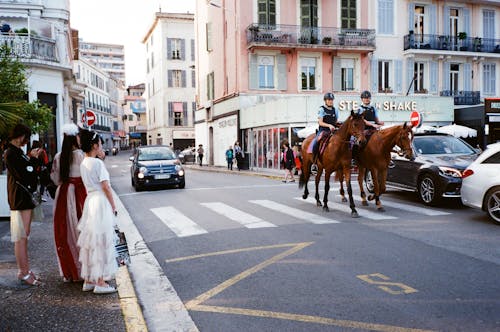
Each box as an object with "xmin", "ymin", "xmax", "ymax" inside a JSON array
[
  {"xmin": 4, "ymin": 124, "xmax": 42, "ymax": 286},
  {"xmin": 281, "ymin": 141, "xmax": 295, "ymax": 183}
]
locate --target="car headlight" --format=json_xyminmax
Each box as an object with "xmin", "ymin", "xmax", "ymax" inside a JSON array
[
  {"xmin": 438, "ymin": 166, "xmax": 462, "ymax": 178},
  {"xmin": 175, "ymin": 165, "xmax": 183, "ymax": 172},
  {"xmin": 178, "ymin": 170, "xmax": 185, "ymax": 176},
  {"xmin": 137, "ymin": 166, "xmax": 147, "ymax": 179}
]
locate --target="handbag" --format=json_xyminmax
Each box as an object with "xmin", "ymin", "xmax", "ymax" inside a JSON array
[
  {"xmin": 115, "ymin": 228, "xmax": 130, "ymax": 266},
  {"xmin": 16, "ymin": 181, "xmax": 42, "ymax": 207}
]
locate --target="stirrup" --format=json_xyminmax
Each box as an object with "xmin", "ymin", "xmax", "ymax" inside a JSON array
[{"xmin": 310, "ymin": 164, "xmax": 318, "ymax": 175}]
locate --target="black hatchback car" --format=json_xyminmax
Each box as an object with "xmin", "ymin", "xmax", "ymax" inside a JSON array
[
  {"xmin": 367, "ymin": 133, "xmax": 479, "ymax": 206},
  {"xmin": 129, "ymin": 145, "xmax": 185, "ymax": 191}
]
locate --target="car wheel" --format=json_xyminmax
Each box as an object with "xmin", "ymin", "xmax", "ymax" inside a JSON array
[
  {"xmin": 418, "ymin": 174, "xmax": 442, "ymax": 206},
  {"xmin": 364, "ymin": 170, "xmax": 374, "ymax": 194},
  {"xmin": 485, "ymin": 186, "xmax": 500, "ymax": 225},
  {"xmin": 178, "ymin": 180, "xmax": 185, "ymax": 189}
]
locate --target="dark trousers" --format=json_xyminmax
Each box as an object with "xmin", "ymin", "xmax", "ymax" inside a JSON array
[{"xmin": 198, "ymin": 155, "xmax": 203, "ymax": 166}]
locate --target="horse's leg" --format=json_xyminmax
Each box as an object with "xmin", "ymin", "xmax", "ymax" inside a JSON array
[
  {"xmin": 338, "ymin": 172, "xmax": 347, "ymax": 203},
  {"xmin": 322, "ymin": 169, "xmax": 331, "ymax": 212},
  {"xmin": 345, "ymin": 167, "xmax": 359, "ymax": 218},
  {"xmin": 357, "ymin": 166, "xmax": 368, "ymax": 206},
  {"xmin": 367, "ymin": 169, "xmax": 385, "ymax": 212},
  {"xmin": 315, "ymin": 167, "xmax": 322, "ymax": 207}
]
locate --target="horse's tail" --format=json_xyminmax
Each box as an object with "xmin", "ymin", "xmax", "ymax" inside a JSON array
[{"xmin": 299, "ymin": 168, "xmax": 306, "ymax": 188}]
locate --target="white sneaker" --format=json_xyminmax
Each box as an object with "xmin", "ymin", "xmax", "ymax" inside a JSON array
[
  {"xmin": 93, "ymin": 284, "xmax": 117, "ymax": 294},
  {"xmin": 82, "ymin": 282, "xmax": 95, "ymax": 292}
]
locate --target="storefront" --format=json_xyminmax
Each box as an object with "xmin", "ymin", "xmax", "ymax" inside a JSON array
[{"xmin": 172, "ymin": 130, "xmax": 195, "ymax": 151}]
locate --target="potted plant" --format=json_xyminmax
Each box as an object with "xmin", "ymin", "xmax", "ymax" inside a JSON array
[
  {"xmin": 322, "ymin": 36, "xmax": 332, "ymax": 45},
  {"xmin": 458, "ymin": 32, "xmax": 468, "ymax": 51},
  {"xmin": 473, "ymin": 37, "xmax": 482, "ymax": 52}
]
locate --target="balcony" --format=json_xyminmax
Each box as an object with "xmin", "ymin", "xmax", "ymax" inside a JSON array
[
  {"xmin": 0, "ymin": 34, "xmax": 58, "ymax": 62},
  {"xmin": 440, "ymin": 90, "xmax": 481, "ymax": 105},
  {"xmin": 92, "ymin": 124, "xmax": 111, "ymax": 132},
  {"xmin": 404, "ymin": 33, "xmax": 500, "ymax": 54},
  {"xmin": 246, "ymin": 24, "xmax": 376, "ymax": 51}
]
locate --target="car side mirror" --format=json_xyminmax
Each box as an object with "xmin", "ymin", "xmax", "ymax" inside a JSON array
[{"xmin": 129, "ymin": 156, "xmax": 134, "ymax": 162}]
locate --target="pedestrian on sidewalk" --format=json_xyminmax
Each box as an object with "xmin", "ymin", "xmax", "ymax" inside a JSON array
[
  {"xmin": 281, "ymin": 141, "xmax": 295, "ymax": 183},
  {"xmin": 30, "ymin": 140, "xmax": 49, "ymax": 200},
  {"xmin": 77, "ymin": 129, "xmax": 118, "ymax": 294},
  {"xmin": 234, "ymin": 141, "xmax": 243, "ymax": 171},
  {"xmin": 4, "ymin": 124, "xmax": 42, "ymax": 286},
  {"xmin": 225, "ymin": 145, "xmax": 234, "ymax": 170},
  {"xmin": 51, "ymin": 123, "xmax": 86, "ymax": 283},
  {"xmin": 197, "ymin": 144, "xmax": 204, "ymax": 166}
]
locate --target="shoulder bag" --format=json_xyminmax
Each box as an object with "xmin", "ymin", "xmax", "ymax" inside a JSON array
[{"xmin": 16, "ymin": 181, "xmax": 42, "ymax": 207}]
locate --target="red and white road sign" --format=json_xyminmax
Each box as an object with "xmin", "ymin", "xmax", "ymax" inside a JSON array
[
  {"xmin": 82, "ymin": 110, "xmax": 96, "ymax": 126},
  {"xmin": 410, "ymin": 111, "xmax": 422, "ymax": 128}
]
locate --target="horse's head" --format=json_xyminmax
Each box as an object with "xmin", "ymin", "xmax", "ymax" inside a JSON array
[
  {"xmin": 396, "ymin": 122, "xmax": 415, "ymax": 161},
  {"xmin": 348, "ymin": 110, "xmax": 366, "ymax": 146}
]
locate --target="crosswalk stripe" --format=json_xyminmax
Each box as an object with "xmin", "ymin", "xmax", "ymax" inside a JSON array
[
  {"xmin": 295, "ymin": 197, "xmax": 397, "ymax": 220},
  {"xmin": 249, "ymin": 200, "xmax": 340, "ymax": 224},
  {"xmin": 343, "ymin": 195, "xmax": 451, "ymax": 216},
  {"xmin": 150, "ymin": 206, "xmax": 208, "ymax": 237},
  {"xmin": 201, "ymin": 202, "xmax": 276, "ymax": 228}
]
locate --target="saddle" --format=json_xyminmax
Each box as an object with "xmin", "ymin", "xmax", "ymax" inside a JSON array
[{"xmin": 318, "ymin": 131, "xmax": 335, "ymax": 155}]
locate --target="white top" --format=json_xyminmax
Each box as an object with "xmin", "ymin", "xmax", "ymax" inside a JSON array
[
  {"xmin": 80, "ymin": 157, "xmax": 110, "ymax": 193},
  {"xmin": 50, "ymin": 149, "xmax": 84, "ymax": 185}
]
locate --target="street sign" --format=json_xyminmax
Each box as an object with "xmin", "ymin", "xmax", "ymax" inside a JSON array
[
  {"xmin": 410, "ymin": 111, "xmax": 422, "ymax": 128},
  {"xmin": 82, "ymin": 110, "xmax": 96, "ymax": 127}
]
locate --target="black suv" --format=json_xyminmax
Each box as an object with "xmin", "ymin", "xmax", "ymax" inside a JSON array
[
  {"xmin": 129, "ymin": 145, "xmax": 185, "ymax": 191},
  {"xmin": 367, "ymin": 133, "xmax": 479, "ymax": 205}
]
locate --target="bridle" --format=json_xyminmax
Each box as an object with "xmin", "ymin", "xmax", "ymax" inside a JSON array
[{"xmin": 396, "ymin": 128, "xmax": 414, "ymax": 159}]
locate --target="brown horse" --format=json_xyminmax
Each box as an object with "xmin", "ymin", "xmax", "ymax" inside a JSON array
[
  {"xmin": 338, "ymin": 123, "xmax": 415, "ymax": 211},
  {"xmin": 299, "ymin": 111, "xmax": 366, "ymax": 217}
]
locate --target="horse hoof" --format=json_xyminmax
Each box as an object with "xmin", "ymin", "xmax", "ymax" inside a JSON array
[
  {"xmin": 377, "ymin": 207, "xmax": 386, "ymax": 212},
  {"xmin": 323, "ymin": 206, "xmax": 329, "ymax": 212},
  {"xmin": 341, "ymin": 197, "xmax": 347, "ymax": 203},
  {"xmin": 351, "ymin": 211, "xmax": 360, "ymax": 218},
  {"xmin": 316, "ymin": 202, "xmax": 322, "ymax": 207},
  {"xmin": 302, "ymin": 194, "xmax": 308, "ymax": 199},
  {"xmin": 362, "ymin": 201, "xmax": 369, "ymax": 206},
  {"xmin": 368, "ymin": 195, "xmax": 374, "ymax": 201}
]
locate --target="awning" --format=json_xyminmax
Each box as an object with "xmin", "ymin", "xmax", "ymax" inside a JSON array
[{"xmin": 129, "ymin": 132, "xmax": 142, "ymax": 139}]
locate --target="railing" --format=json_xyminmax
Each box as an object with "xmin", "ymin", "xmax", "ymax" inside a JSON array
[
  {"xmin": 247, "ymin": 24, "xmax": 376, "ymax": 48},
  {"xmin": 404, "ymin": 33, "xmax": 500, "ymax": 54},
  {"xmin": 92, "ymin": 124, "xmax": 111, "ymax": 132},
  {"xmin": 0, "ymin": 34, "xmax": 58, "ymax": 62},
  {"xmin": 440, "ymin": 90, "xmax": 481, "ymax": 105}
]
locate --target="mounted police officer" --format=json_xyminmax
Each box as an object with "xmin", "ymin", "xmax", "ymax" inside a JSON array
[{"xmin": 309, "ymin": 92, "xmax": 341, "ymax": 175}]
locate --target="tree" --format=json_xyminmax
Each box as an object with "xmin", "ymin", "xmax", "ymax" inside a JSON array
[{"xmin": 0, "ymin": 44, "xmax": 53, "ymax": 140}]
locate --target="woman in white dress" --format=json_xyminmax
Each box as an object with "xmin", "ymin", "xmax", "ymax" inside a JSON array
[{"xmin": 77, "ymin": 129, "xmax": 118, "ymax": 294}]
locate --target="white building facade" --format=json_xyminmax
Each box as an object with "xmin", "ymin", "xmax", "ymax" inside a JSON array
[{"xmin": 79, "ymin": 41, "xmax": 126, "ymax": 83}]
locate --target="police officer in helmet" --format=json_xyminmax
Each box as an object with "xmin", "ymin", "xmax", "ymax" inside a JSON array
[
  {"xmin": 309, "ymin": 92, "xmax": 341, "ymax": 175},
  {"xmin": 357, "ymin": 90, "xmax": 384, "ymax": 129}
]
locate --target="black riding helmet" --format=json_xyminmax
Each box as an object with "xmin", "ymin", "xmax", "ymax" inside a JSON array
[
  {"xmin": 361, "ymin": 90, "xmax": 371, "ymax": 99},
  {"xmin": 323, "ymin": 92, "xmax": 335, "ymax": 100}
]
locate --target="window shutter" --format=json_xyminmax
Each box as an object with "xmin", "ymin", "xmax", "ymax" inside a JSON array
[
  {"xmin": 333, "ymin": 57, "xmax": 341, "ymax": 91},
  {"xmin": 442, "ymin": 62, "xmax": 450, "ymax": 91},
  {"xmin": 183, "ymin": 102, "xmax": 188, "ymax": 126},
  {"xmin": 371, "ymin": 58, "xmax": 378, "ymax": 93},
  {"xmin": 463, "ymin": 63, "xmax": 472, "ymax": 91},
  {"xmin": 387, "ymin": 0, "xmax": 394, "ymax": 34},
  {"xmin": 181, "ymin": 39, "xmax": 186, "ymax": 60},
  {"xmin": 182, "ymin": 70, "xmax": 186, "ymax": 87},
  {"xmin": 443, "ymin": 6, "xmax": 450, "ymax": 36},
  {"xmin": 408, "ymin": 3, "xmax": 414, "ymax": 31},
  {"xmin": 378, "ymin": 0, "xmax": 393, "ymax": 34},
  {"xmin": 378, "ymin": 0, "xmax": 384, "ymax": 33},
  {"xmin": 277, "ymin": 54, "xmax": 287, "ymax": 90},
  {"xmin": 167, "ymin": 38, "xmax": 172, "ymax": 59},
  {"xmin": 406, "ymin": 58, "xmax": 415, "ymax": 95},
  {"xmin": 191, "ymin": 39, "xmax": 195, "ymax": 61},
  {"xmin": 429, "ymin": 61, "xmax": 438, "ymax": 93},
  {"xmin": 192, "ymin": 70, "xmax": 196, "ymax": 88},
  {"xmin": 168, "ymin": 70, "xmax": 173, "ymax": 87},
  {"xmin": 428, "ymin": 4, "xmax": 437, "ymax": 36},
  {"xmin": 463, "ymin": 8, "xmax": 470, "ymax": 36},
  {"xmin": 395, "ymin": 60, "xmax": 403, "ymax": 93},
  {"xmin": 168, "ymin": 102, "xmax": 174, "ymax": 126},
  {"xmin": 249, "ymin": 54, "xmax": 258, "ymax": 90}
]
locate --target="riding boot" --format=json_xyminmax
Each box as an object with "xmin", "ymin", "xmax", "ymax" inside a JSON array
[
  {"xmin": 310, "ymin": 143, "xmax": 319, "ymax": 175},
  {"xmin": 351, "ymin": 145, "xmax": 358, "ymax": 167}
]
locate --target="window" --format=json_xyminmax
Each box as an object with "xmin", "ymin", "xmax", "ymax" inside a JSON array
[
  {"xmin": 341, "ymin": 58, "xmax": 354, "ymax": 91},
  {"xmin": 483, "ymin": 152, "xmax": 500, "ymax": 164},
  {"xmin": 168, "ymin": 102, "xmax": 185, "ymax": 126},
  {"xmin": 206, "ymin": 23, "xmax": 213, "ymax": 51},
  {"xmin": 450, "ymin": 63, "xmax": 459, "ymax": 92},
  {"xmin": 414, "ymin": 6, "xmax": 424, "ymax": 42},
  {"xmin": 300, "ymin": 57, "xmax": 316, "ymax": 90},
  {"xmin": 341, "ymin": 0, "xmax": 357, "ymax": 29},
  {"xmin": 449, "ymin": 8, "xmax": 459, "ymax": 38},
  {"xmin": 378, "ymin": 60, "xmax": 391, "ymax": 92},
  {"xmin": 258, "ymin": 55, "xmax": 275, "ymax": 88},
  {"xmin": 207, "ymin": 72, "xmax": 214, "ymax": 100},
  {"xmin": 191, "ymin": 39, "xmax": 195, "ymax": 61},
  {"xmin": 258, "ymin": 0, "xmax": 276, "ymax": 27},
  {"xmin": 168, "ymin": 38, "xmax": 182, "ymax": 60},
  {"xmin": 168, "ymin": 70, "xmax": 186, "ymax": 88},
  {"xmin": 378, "ymin": 0, "xmax": 394, "ymax": 34},
  {"xmin": 483, "ymin": 63, "xmax": 496, "ymax": 95},
  {"xmin": 192, "ymin": 70, "xmax": 196, "ymax": 88},
  {"xmin": 413, "ymin": 62, "xmax": 425, "ymax": 92},
  {"xmin": 300, "ymin": 0, "xmax": 318, "ymax": 27}
]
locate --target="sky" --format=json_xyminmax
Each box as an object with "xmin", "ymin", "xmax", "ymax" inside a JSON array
[{"xmin": 70, "ymin": 0, "xmax": 195, "ymax": 86}]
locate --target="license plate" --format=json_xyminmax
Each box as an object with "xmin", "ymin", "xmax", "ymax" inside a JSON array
[{"xmin": 155, "ymin": 174, "xmax": 170, "ymax": 179}]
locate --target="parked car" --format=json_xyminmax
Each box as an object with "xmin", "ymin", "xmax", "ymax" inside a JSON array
[
  {"xmin": 129, "ymin": 145, "xmax": 185, "ymax": 191},
  {"xmin": 178, "ymin": 147, "xmax": 196, "ymax": 164},
  {"xmin": 461, "ymin": 142, "xmax": 500, "ymax": 224},
  {"xmin": 366, "ymin": 133, "xmax": 479, "ymax": 206}
]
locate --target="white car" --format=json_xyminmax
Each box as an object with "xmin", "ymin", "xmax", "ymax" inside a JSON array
[{"xmin": 461, "ymin": 142, "xmax": 500, "ymax": 224}]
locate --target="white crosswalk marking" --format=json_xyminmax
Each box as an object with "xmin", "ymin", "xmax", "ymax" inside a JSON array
[
  {"xmin": 344, "ymin": 195, "xmax": 451, "ymax": 216},
  {"xmin": 150, "ymin": 206, "xmax": 208, "ymax": 237},
  {"xmin": 296, "ymin": 197, "xmax": 397, "ymax": 220},
  {"xmin": 249, "ymin": 200, "xmax": 340, "ymax": 224},
  {"xmin": 201, "ymin": 202, "xmax": 276, "ymax": 228}
]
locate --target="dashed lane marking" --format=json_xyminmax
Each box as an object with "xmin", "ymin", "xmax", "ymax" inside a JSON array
[{"xmin": 249, "ymin": 199, "xmax": 340, "ymax": 224}]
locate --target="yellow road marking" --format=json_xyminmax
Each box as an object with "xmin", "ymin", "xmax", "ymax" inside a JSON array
[
  {"xmin": 184, "ymin": 242, "xmax": 313, "ymax": 309},
  {"xmin": 357, "ymin": 273, "xmax": 418, "ymax": 295},
  {"xmin": 116, "ymin": 266, "xmax": 148, "ymax": 332},
  {"xmin": 190, "ymin": 305, "xmax": 434, "ymax": 332},
  {"xmin": 166, "ymin": 242, "xmax": 308, "ymax": 263}
]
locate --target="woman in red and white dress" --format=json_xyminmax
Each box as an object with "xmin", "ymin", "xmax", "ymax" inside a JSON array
[{"xmin": 51, "ymin": 123, "xmax": 87, "ymax": 282}]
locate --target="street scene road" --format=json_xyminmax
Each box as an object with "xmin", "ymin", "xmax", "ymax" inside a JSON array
[{"xmin": 108, "ymin": 152, "xmax": 500, "ymax": 332}]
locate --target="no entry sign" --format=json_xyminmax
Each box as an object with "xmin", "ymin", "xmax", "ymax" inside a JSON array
[
  {"xmin": 82, "ymin": 110, "xmax": 96, "ymax": 127},
  {"xmin": 410, "ymin": 111, "xmax": 422, "ymax": 128}
]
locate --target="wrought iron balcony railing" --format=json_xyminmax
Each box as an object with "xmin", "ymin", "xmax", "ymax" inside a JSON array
[
  {"xmin": 0, "ymin": 34, "xmax": 58, "ymax": 62},
  {"xmin": 404, "ymin": 33, "xmax": 500, "ymax": 54},
  {"xmin": 247, "ymin": 24, "xmax": 376, "ymax": 49},
  {"xmin": 440, "ymin": 90, "xmax": 481, "ymax": 105}
]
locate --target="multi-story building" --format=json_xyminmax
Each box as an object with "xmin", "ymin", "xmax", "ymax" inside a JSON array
[
  {"xmin": 79, "ymin": 41, "xmax": 126, "ymax": 83},
  {"xmin": 123, "ymin": 84, "xmax": 147, "ymax": 147},
  {"xmin": 195, "ymin": 0, "xmax": 500, "ymax": 168},
  {"xmin": 109, "ymin": 78, "xmax": 127, "ymax": 149},
  {"xmin": 143, "ymin": 12, "xmax": 196, "ymax": 149},
  {"xmin": 0, "ymin": 0, "xmax": 82, "ymax": 157}
]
